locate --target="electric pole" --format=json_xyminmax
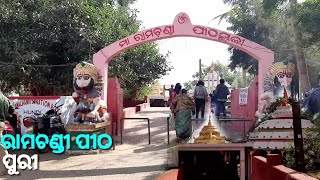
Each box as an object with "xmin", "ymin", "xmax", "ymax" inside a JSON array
[
  {"xmin": 318, "ymin": 72, "xmax": 320, "ymax": 86},
  {"xmin": 292, "ymin": 101, "xmax": 306, "ymax": 173},
  {"xmin": 199, "ymin": 59, "xmax": 202, "ymax": 80}
]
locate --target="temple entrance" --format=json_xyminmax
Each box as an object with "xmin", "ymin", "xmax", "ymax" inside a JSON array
[
  {"xmin": 180, "ymin": 151, "xmax": 240, "ymax": 180},
  {"xmin": 92, "ymin": 12, "xmax": 275, "ymax": 102},
  {"xmin": 175, "ymin": 144, "xmax": 252, "ymax": 180},
  {"xmin": 91, "ymin": 12, "xmax": 274, "ymax": 180}
]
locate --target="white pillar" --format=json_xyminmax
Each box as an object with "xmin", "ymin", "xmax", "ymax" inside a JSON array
[
  {"xmin": 318, "ymin": 72, "xmax": 320, "ymax": 86},
  {"xmin": 199, "ymin": 59, "xmax": 202, "ymax": 80},
  {"xmin": 102, "ymin": 62, "xmax": 109, "ymax": 102},
  {"xmin": 216, "ymin": 71, "xmax": 220, "ymax": 85},
  {"xmin": 212, "ymin": 73, "xmax": 214, "ymax": 91},
  {"xmin": 208, "ymin": 74, "xmax": 211, "ymax": 93}
]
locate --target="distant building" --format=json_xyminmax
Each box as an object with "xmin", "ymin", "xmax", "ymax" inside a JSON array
[{"xmin": 203, "ymin": 68, "xmax": 232, "ymax": 93}]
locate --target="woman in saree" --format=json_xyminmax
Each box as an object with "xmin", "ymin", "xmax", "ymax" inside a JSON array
[
  {"xmin": 170, "ymin": 83, "xmax": 182, "ymax": 121},
  {"xmin": 172, "ymin": 89, "xmax": 195, "ymax": 143}
]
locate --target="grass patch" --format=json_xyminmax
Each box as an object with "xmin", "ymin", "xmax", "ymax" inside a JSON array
[{"xmin": 307, "ymin": 170, "xmax": 320, "ymax": 179}]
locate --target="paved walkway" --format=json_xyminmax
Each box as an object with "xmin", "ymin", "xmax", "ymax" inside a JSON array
[
  {"xmin": 1, "ymin": 107, "xmax": 176, "ymax": 180},
  {"xmin": 0, "ymin": 104, "xmax": 236, "ymax": 180},
  {"xmin": 191, "ymin": 103, "xmax": 249, "ymax": 143}
]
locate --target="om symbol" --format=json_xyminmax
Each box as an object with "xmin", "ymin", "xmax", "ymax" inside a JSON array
[{"xmin": 178, "ymin": 14, "xmax": 188, "ymax": 24}]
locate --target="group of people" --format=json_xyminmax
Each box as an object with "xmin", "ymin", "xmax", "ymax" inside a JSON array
[
  {"xmin": 165, "ymin": 83, "xmax": 195, "ymax": 143},
  {"xmin": 164, "ymin": 78, "xmax": 230, "ymax": 143},
  {"xmin": 193, "ymin": 78, "xmax": 230, "ymax": 118}
]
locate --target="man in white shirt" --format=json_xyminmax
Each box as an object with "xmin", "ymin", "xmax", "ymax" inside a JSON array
[{"xmin": 194, "ymin": 80, "xmax": 208, "ymax": 119}]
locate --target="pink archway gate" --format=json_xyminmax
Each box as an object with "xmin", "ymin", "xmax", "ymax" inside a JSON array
[{"xmin": 93, "ymin": 12, "xmax": 274, "ymax": 101}]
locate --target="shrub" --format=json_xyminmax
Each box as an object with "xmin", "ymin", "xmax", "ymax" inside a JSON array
[{"xmin": 283, "ymin": 114, "xmax": 320, "ymax": 171}]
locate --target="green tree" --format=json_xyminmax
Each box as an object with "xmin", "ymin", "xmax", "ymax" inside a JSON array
[
  {"xmin": 295, "ymin": 0, "xmax": 320, "ymax": 88},
  {"xmin": 295, "ymin": 0, "xmax": 320, "ymax": 46},
  {"xmin": 109, "ymin": 43, "xmax": 172, "ymax": 100},
  {"xmin": 184, "ymin": 63, "xmax": 212, "ymax": 91},
  {"xmin": 0, "ymin": 0, "xmax": 122, "ymax": 94},
  {"xmin": 305, "ymin": 46, "xmax": 320, "ymax": 88},
  {"xmin": 220, "ymin": 0, "xmax": 320, "ymax": 94},
  {"xmin": 0, "ymin": 0, "xmax": 172, "ymax": 99},
  {"xmin": 184, "ymin": 80, "xmax": 198, "ymax": 91},
  {"xmin": 218, "ymin": 0, "xmax": 271, "ymax": 75},
  {"xmin": 262, "ymin": 0, "xmax": 311, "ymax": 93}
]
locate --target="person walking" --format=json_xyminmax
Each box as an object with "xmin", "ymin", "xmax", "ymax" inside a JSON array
[
  {"xmin": 214, "ymin": 79, "xmax": 230, "ymax": 117},
  {"xmin": 192, "ymin": 82, "xmax": 199, "ymax": 116},
  {"xmin": 163, "ymin": 85, "xmax": 174, "ymax": 107},
  {"xmin": 170, "ymin": 83, "xmax": 182, "ymax": 121},
  {"xmin": 209, "ymin": 90, "xmax": 217, "ymax": 113},
  {"xmin": 194, "ymin": 80, "xmax": 208, "ymax": 119},
  {"xmin": 172, "ymin": 89, "xmax": 195, "ymax": 143},
  {"xmin": 172, "ymin": 83, "xmax": 182, "ymax": 100}
]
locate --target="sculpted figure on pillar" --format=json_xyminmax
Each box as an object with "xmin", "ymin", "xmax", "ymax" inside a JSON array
[
  {"xmin": 72, "ymin": 62, "xmax": 109, "ymax": 124},
  {"xmin": 255, "ymin": 60, "xmax": 295, "ymax": 118},
  {"xmin": 0, "ymin": 91, "xmax": 9, "ymax": 175}
]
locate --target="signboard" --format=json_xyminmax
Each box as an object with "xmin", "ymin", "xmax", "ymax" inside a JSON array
[
  {"xmin": 8, "ymin": 96, "xmax": 77, "ymax": 135},
  {"xmin": 239, "ymin": 88, "xmax": 248, "ymax": 105}
]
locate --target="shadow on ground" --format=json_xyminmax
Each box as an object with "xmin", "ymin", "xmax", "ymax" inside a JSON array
[
  {"xmin": 8, "ymin": 149, "xmax": 72, "ymax": 162},
  {"xmin": 133, "ymin": 143, "xmax": 176, "ymax": 154},
  {"xmin": 136, "ymin": 110, "xmax": 170, "ymax": 114},
  {"xmin": 119, "ymin": 116, "xmax": 175, "ymax": 146},
  {"xmin": 2, "ymin": 164, "xmax": 168, "ymax": 180}
]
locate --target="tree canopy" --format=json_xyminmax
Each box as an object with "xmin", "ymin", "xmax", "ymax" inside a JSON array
[
  {"xmin": 0, "ymin": 0, "xmax": 172, "ymax": 100},
  {"xmin": 220, "ymin": 0, "xmax": 320, "ymax": 92}
]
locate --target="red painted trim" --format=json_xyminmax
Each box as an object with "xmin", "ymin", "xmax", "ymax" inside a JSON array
[{"xmin": 8, "ymin": 96, "xmax": 60, "ymax": 100}]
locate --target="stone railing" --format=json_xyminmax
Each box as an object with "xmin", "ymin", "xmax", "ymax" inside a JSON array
[{"xmin": 251, "ymin": 154, "xmax": 317, "ymax": 180}]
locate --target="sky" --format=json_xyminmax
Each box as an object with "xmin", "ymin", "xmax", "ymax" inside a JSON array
[{"xmin": 131, "ymin": 0, "xmax": 232, "ymax": 86}]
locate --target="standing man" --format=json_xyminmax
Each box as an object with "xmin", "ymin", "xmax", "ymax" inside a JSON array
[
  {"xmin": 214, "ymin": 79, "xmax": 230, "ymax": 117},
  {"xmin": 192, "ymin": 82, "xmax": 199, "ymax": 116},
  {"xmin": 194, "ymin": 80, "xmax": 208, "ymax": 119},
  {"xmin": 164, "ymin": 85, "xmax": 174, "ymax": 107}
]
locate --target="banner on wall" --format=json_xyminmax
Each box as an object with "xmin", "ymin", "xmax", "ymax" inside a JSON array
[
  {"xmin": 239, "ymin": 87, "xmax": 248, "ymax": 105},
  {"xmin": 8, "ymin": 96, "xmax": 77, "ymax": 135}
]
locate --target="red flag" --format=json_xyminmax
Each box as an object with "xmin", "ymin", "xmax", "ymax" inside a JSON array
[
  {"xmin": 281, "ymin": 87, "xmax": 289, "ymax": 106},
  {"xmin": 283, "ymin": 87, "xmax": 288, "ymax": 101}
]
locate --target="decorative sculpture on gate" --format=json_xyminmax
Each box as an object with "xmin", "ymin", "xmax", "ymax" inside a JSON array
[
  {"xmin": 249, "ymin": 70, "xmax": 316, "ymax": 150},
  {"xmin": 255, "ymin": 60, "xmax": 295, "ymax": 118},
  {"xmin": 72, "ymin": 62, "xmax": 109, "ymax": 124}
]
